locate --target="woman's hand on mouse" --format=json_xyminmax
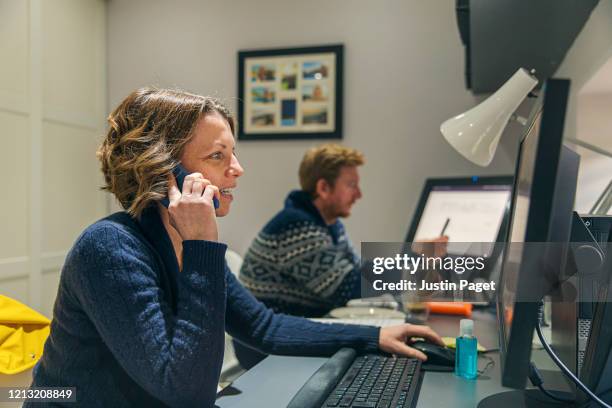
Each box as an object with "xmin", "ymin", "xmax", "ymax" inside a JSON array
[{"xmin": 378, "ymin": 324, "xmax": 444, "ymax": 361}]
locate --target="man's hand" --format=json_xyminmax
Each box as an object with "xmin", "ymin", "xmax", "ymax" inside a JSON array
[
  {"xmin": 378, "ymin": 324, "xmax": 444, "ymax": 361},
  {"xmin": 411, "ymin": 236, "xmax": 449, "ymax": 258}
]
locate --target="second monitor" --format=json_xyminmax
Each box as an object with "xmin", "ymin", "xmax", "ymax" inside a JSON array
[{"xmin": 405, "ymin": 176, "xmax": 513, "ymax": 258}]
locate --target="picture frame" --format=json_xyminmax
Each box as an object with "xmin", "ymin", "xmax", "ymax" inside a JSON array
[{"xmin": 237, "ymin": 44, "xmax": 343, "ymax": 141}]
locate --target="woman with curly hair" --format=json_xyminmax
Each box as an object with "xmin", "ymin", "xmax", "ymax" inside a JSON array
[{"xmin": 27, "ymin": 88, "xmax": 443, "ymax": 407}]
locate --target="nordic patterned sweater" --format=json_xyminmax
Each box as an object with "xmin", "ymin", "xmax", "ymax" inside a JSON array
[
  {"xmin": 239, "ymin": 190, "xmax": 362, "ymax": 317},
  {"xmin": 26, "ymin": 206, "xmax": 380, "ymax": 408}
]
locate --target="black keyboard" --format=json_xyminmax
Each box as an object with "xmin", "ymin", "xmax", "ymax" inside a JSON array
[
  {"xmin": 322, "ymin": 354, "xmax": 421, "ymax": 408},
  {"xmin": 287, "ymin": 348, "xmax": 422, "ymax": 408}
]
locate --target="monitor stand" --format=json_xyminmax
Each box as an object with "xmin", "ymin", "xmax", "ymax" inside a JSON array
[{"xmin": 478, "ymin": 389, "xmax": 576, "ymax": 407}]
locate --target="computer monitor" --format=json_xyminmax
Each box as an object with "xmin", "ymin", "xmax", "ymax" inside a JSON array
[
  {"xmin": 491, "ymin": 79, "xmax": 580, "ymax": 397},
  {"xmin": 550, "ymin": 214, "xmax": 612, "ymax": 382},
  {"xmin": 580, "ymin": 221, "xmax": 612, "ymax": 403},
  {"xmin": 405, "ymin": 176, "xmax": 513, "ymax": 258}
]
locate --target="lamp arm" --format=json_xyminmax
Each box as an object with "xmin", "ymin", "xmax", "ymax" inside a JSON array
[
  {"xmin": 566, "ymin": 137, "xmax": 612, "ymax": 159},
  {"xmin": 566, "ymin": 137, "xmax": 612, "ymax": 215},
  {"xmin": 590, "ymin": 179, "xmax": 612, "ymax": 215}
]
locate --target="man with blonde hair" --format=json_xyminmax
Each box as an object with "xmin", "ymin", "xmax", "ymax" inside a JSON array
[{"xmin": 240, "ymin": 143, "xmax": 365, "ymax": 318}]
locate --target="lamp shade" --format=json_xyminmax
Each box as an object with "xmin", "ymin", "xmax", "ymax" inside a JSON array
[{"xmin": 441, "ymin": 68, "xmax": 538, "ymax": 166}]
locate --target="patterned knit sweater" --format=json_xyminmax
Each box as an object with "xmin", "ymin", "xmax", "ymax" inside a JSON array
[{"xmin": 240, "ymin": 190, "xmax": 362, "ymax": 317}]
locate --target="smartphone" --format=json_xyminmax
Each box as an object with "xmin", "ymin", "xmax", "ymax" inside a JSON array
[{"xmin": 161, "ymin": 164, "xmax": 220, "ymax": 209}]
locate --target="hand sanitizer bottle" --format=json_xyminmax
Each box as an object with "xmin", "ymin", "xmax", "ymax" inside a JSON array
[{"xmin": 455, "ymin": 319, "xmax": 477, "ymax": 379}]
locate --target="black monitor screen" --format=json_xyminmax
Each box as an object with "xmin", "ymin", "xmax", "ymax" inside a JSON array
[
  {"xmin": 496, "ymin": 79, "xmax": 578, "ymax": 389},
  {"xmin": 405, "ymin": 177, "xmax": 513, "ymax": 257},
  {"xmin": 499, "ymin": 110, "xmax": 542, "ymax": 354}
]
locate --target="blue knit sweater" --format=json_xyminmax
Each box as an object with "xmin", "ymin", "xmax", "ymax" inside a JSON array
[
  {"xmin": 27, "ymin": 206, "xmax": 380, "ymax": 407},
  {"xmin": 240, "ymin": 190, "xmax": 362, "ymax": 317}
]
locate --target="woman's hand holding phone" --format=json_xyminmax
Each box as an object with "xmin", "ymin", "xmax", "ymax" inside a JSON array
[{"xmin": 166, "ymin": 172, "xmax": 220, "ymax": 242}]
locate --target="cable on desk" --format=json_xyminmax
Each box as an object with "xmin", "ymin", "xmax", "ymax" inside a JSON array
[
  {"xmin": 579, "ymin": 388, "xmax": 612, "ymax": 408},
  {"xmin": 477, "ymin": 354, "xmax": 495, "ymax": 376},
  {"xmin": 599, "ymin": 389, "xmax": 612, "ymax": 400},
  {"xmin": 536, "ymin": 322, "xmax": 612, "ymax": 408},
  {"xmin": 580, "ymin": 387, "xmax": 612, "ymax": 408},
  {"xmin": 528, "ymin": 362, "xmax": 574, "ymax": 403}
]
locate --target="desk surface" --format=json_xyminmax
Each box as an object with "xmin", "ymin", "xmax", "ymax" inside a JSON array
[{"xmin": 216, "ymin": 311, "xmax": 516, "ymax": 408}]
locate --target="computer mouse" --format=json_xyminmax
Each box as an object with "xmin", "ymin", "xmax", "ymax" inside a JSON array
[{"xmin": 411, "ymin": 341, "xmax": 456, "ymax": 367}]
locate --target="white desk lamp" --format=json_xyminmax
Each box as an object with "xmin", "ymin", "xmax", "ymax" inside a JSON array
[
  {"xmin": 441, "ymin": 68, "xmax": 612, "ymax": 213},
  {"xmin": 441, "ymin": 68, "xmax": 538, "ymax": 166}
]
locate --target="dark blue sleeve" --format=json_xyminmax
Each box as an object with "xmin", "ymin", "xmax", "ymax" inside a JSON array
[
  {"xmin": 224, "ymin": 269, "xmax": 380, "ymax": 355},
  {"xmin": 67, "ymin": 223, "xmax": 227, "ymax": 407}
]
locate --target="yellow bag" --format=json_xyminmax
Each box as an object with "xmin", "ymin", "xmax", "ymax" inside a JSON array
[{"xmin": 0, "ymin": 295, "xmax": 50, "ymax": 374}]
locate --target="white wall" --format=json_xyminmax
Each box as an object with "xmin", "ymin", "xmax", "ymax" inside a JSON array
[
  {"xmin": 556, "ymin": 0, "xmax": 612, "ymax": 214},
  {"xmin": 0, "ymin": 0, "xmax": 107, "ymax": 319},
  {"xmin": 557, "ymin": 0, "xmax": 612, "ymax": 139},
  {"xmin": 574, "ymin": 92, "xmax": 612, "ymax": 213},
  {"xmin": 107, "ymin": 0, "xmax": 518, "ymax": 255}
]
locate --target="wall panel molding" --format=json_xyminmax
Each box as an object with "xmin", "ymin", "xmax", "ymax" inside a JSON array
[
  {"xmin": 0, "ymin": 0, "xmax": 107, "ymax": 317},
  {"xmin": 43, "ymin": 111, "xmax": 99, "ymax": 131},
  {"xmin": 0, "ymin": 90, "xmax": 28, "ymax": 115},
  {"xmin": 0, "ymin": 0, "xmax": 29, "ymax": 117},
  {"xmin": 28, "ymin": 0, "xmax": 43, "ymax": 311},
  {"xmin": 0, "ymin": 256, "xmax": 29, "ymax": 280},
  {"xmin": 41, "ymin": 251, "xmax": 67, "ymax": 272}
]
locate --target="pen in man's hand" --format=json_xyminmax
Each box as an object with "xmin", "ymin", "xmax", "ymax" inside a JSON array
[{"xmin": 440, "ymin": 217, "xmax": 450, "ymax": 236}]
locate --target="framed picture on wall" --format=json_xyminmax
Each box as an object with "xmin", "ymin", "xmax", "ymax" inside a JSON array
[{"xmin": 237, "ymin": 44, "xmax": 343, "ymax": 141}]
